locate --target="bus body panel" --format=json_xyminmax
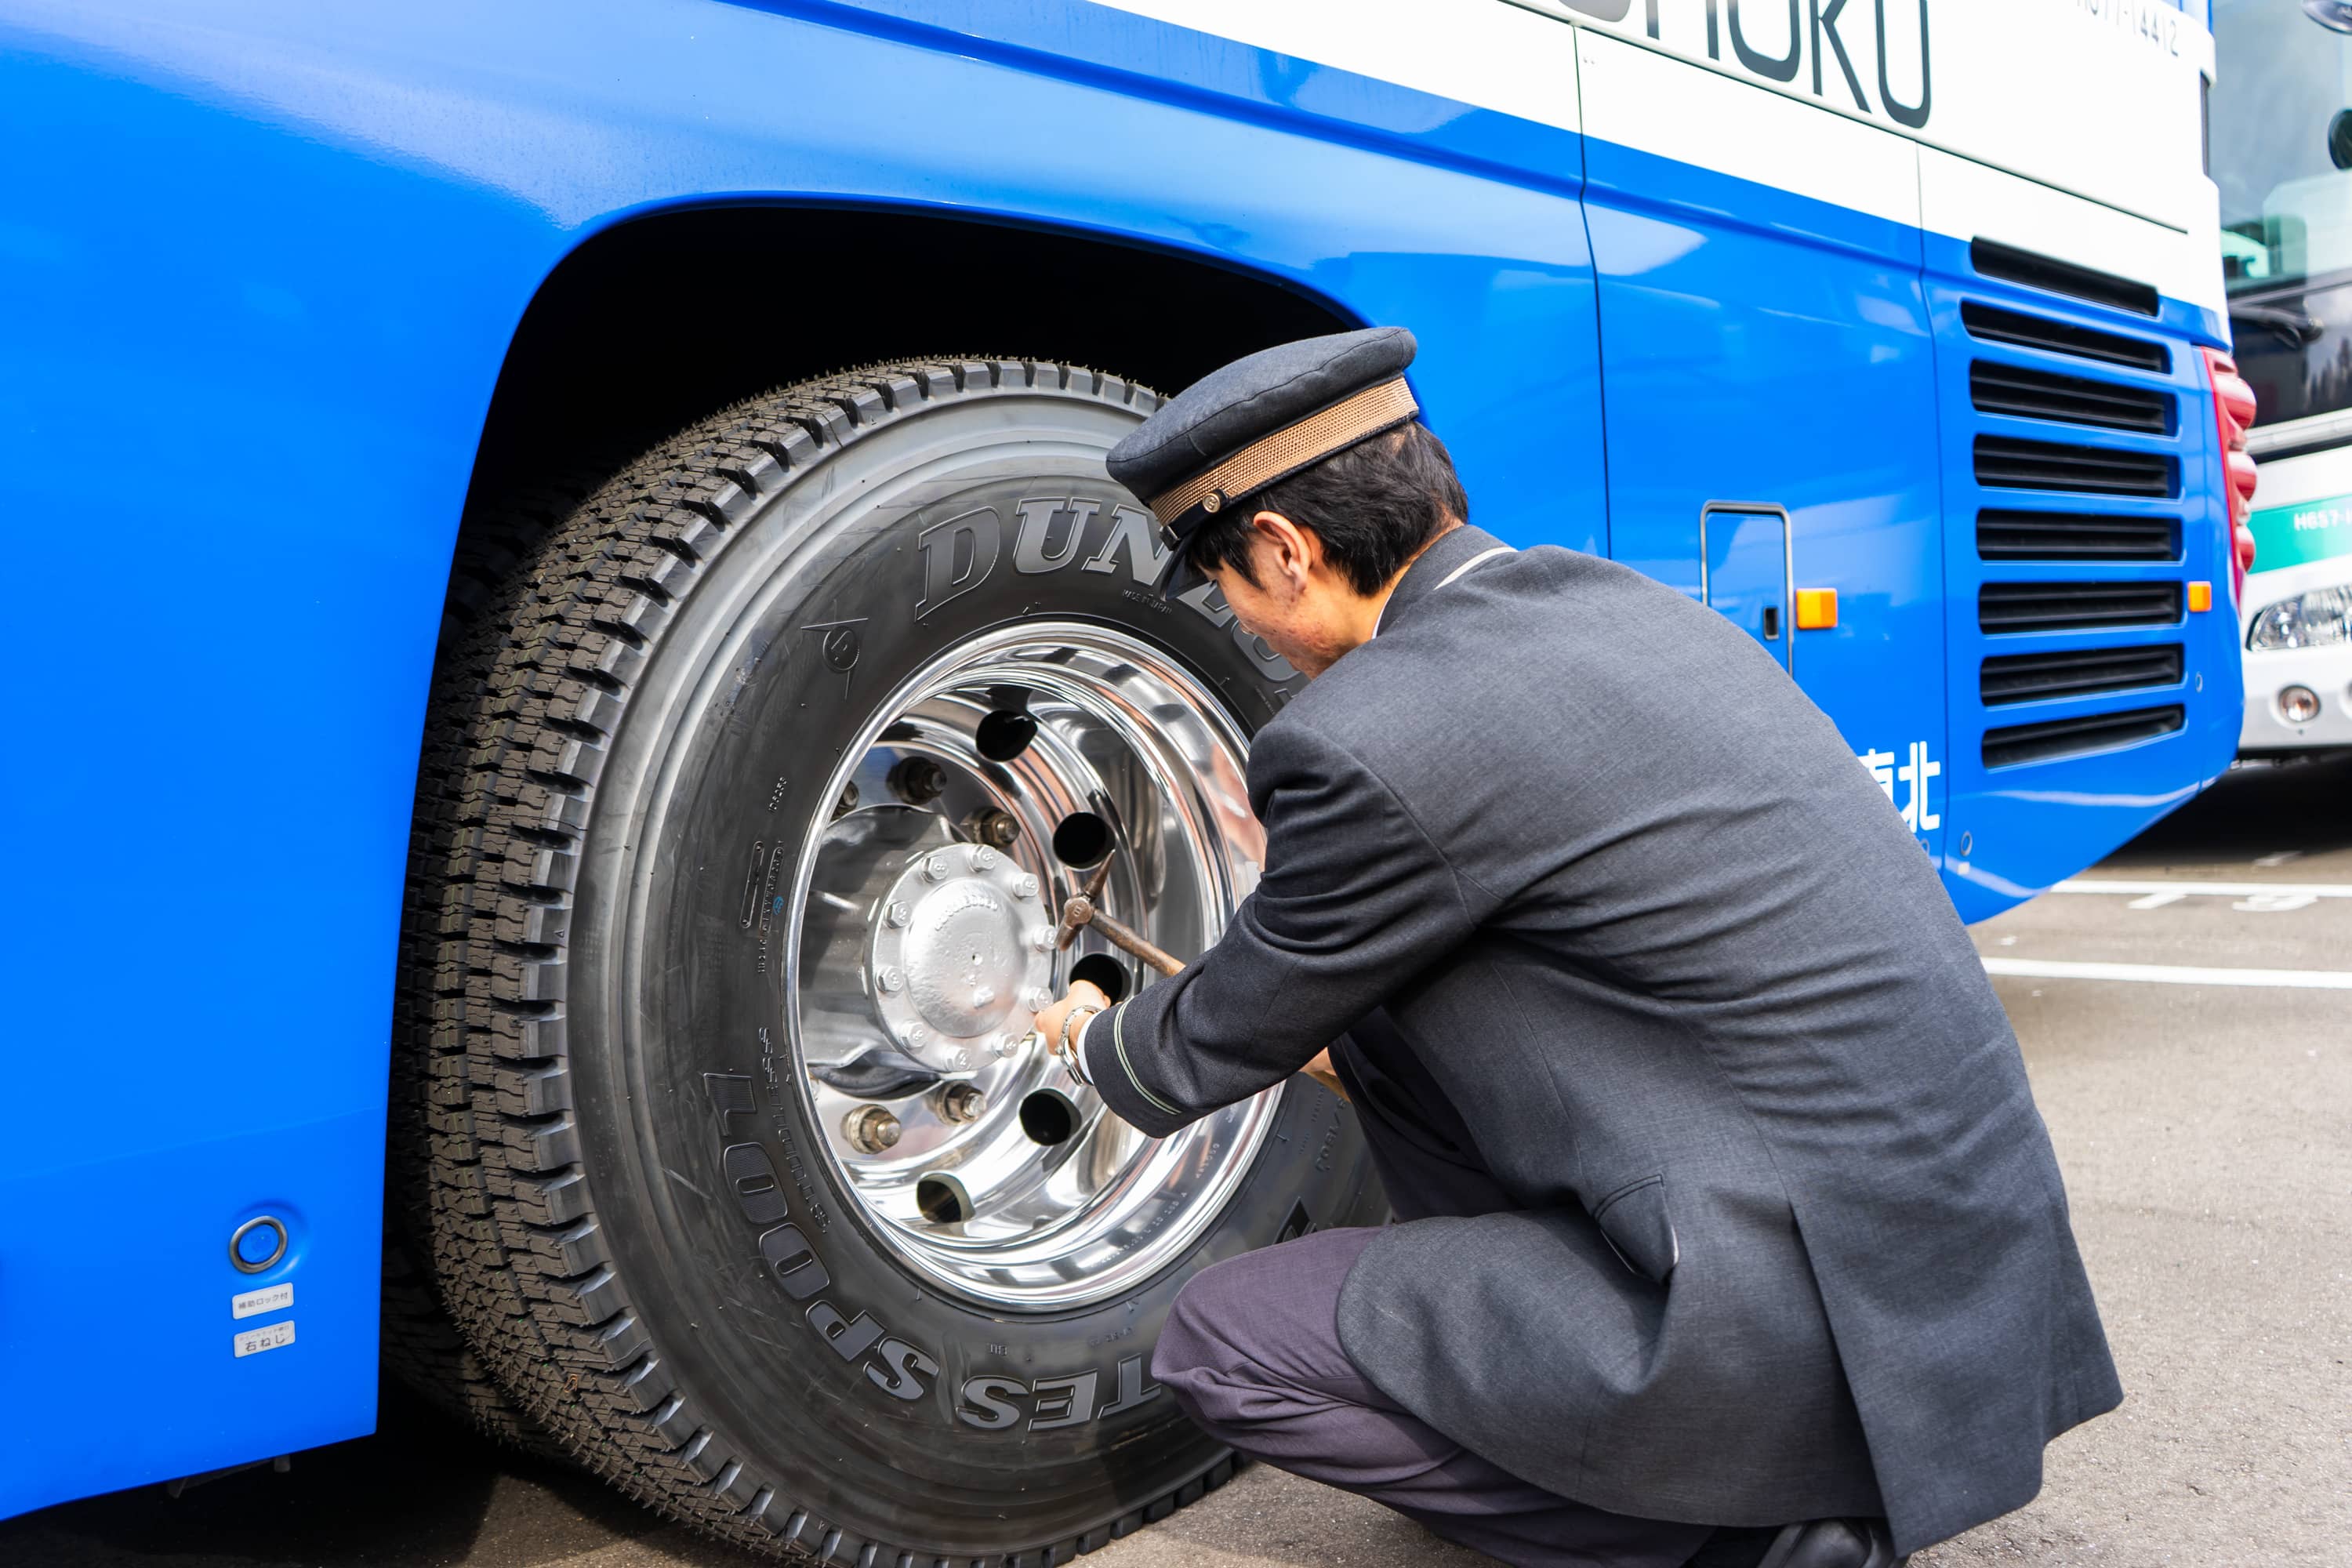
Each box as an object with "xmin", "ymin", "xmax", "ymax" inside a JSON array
[
  {"xmin": 1523, "ymin": 0, "xmax": 2216, "ymax": 258},
  {"xmin": 0, "ymin": 0, "xmax": 2232, "ymax": 1516},
  {"xmin": 1579, "ymin": 31, "xmax": 1950, "ymax": 869},
  {"xmin": 1926, "ymin": 227, "xmax": 2245, "ymax": 920}
]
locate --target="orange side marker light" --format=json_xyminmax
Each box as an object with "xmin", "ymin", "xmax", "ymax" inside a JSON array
[
  {"xmin": 2187, "ymin": 581, "xmax": 2212, "ymax": 613},
  {"xmin": 1794, "ymin": 587, "xmax": 1838, "ymax": 630}
]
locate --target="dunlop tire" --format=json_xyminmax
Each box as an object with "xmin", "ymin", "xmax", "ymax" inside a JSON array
[{"xmin": 392, "ymin": 358, "xmax": 1384, "ymax": 1563}]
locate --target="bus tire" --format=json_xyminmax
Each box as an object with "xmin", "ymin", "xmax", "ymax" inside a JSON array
[
  {"xmin": 393, "ymin": 358, "xmax": 1384, "ymax": 1563},
  {"xmin": 387, "ymin": 474, "xmax": 625, "ymax": 1460}
]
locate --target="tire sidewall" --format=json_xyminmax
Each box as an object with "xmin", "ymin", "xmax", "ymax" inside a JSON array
[{"xmin": 564, "ymin": 376, "xmax": 1378, "ymax": 1549}]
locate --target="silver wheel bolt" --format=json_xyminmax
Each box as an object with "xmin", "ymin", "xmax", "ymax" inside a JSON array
[
  {"xmin": 939, "ymin": 1083, "xmax": 987, "ymax": 1123},
  {"xmin": 1029, "ymin": 925, "xmax": 1056, "ymax": 952},
  {"xmin": 844, "ymin": 1105, "xmax": 902, "ymax": 1154},
  {"xmin": 887, "ymin": 902, "xmax": 910, "ymax": 928},
  {"xmin": 905, "ymin": 1025, "xmax": 927, "ymax": 1047},
  {"xmin": 1025, "ymin": 986, "xmax": 1054, "ymax": 1010},
  {"xmin": 877, "ymin": 967, "xmax": 904, "ymax": 995},
  {"xmin": 1011, "ymin": 873, "xmax": 1039, "ymax": 901},
  {"xmin": 924, "ymin": 852, "xmax": 953, "ymax": 882},
  {"xmin": 971, "ymin": 846, "xmax": 999, "ymax": 872}
]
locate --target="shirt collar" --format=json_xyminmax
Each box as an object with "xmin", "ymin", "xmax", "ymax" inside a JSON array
[{"xmin": 1371, "ymin": 524, "xmax": 1510, "ymax": 638}]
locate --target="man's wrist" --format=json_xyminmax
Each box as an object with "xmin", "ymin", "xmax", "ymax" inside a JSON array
[
  {"xmin": 1059, "ymin": 1004, "xmax": 1103, "ymax": 1087},
  {"xmin": 1067, "ymin": 1006, "xmax": 1104, "ymax": 1088}
]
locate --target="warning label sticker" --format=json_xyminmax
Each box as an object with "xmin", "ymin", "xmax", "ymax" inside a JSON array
[
  {"xmin": 232, "ymin": 1283, "xmax": 293, "ymax": 1321},
  {"xmin": 234, "ymin": 1320, "xmax": 296, "ymax": 1359}
]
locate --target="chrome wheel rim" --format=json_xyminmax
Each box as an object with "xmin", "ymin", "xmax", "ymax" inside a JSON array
[{"xmin": 786, "ymin": 622, "xmax": 1280, "ymax": 1311}]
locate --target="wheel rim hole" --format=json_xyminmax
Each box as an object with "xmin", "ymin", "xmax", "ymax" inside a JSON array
[
  {"xmin": 1052, "ymin": 811, "xmax": 1112, "ymax": 867},
  {"xmin": 1069, "ymin": 953, "xmax": 1127, "ymax": 1004},
  {"xmin": 1019, "ymin": 1090, "xmax": 1080, "ymax": 1147},
  {"xmin": 916, "ymin": 1174, "xmax": 974, "ymax": 1225},
  {"xmin": 975, "ymin": 709, "xmax": 1038, "ymax": 762}
]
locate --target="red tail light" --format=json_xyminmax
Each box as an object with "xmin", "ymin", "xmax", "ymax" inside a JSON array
[{"xmin": 2201, "ymin": 347, "xmax": 2259, "ymax": 603}]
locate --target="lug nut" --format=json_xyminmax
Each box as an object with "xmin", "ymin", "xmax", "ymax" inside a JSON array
[
  {"xmin": 1025, "ymin": 986, "xmax": 1053, "ymax": 1011},
  {"xmin": 832, "ymin": 782, "xmax": 861, "ymax": 818},
  {"xmin": 888, "ymin": 756, "xmax": 949, "ymax": 805},
  {"xmin": 971, "ymin": 846, "xmax": 999, "ymax": 872},
  {"xmin": 1012, "ymin": 873, "xmax": 1039, "ymax": 901},
  {"xmin": 1028, "ymin": 925, "xmax": 1056, "ymax": 952},
  {"xmin": 964, "ymin": 808, "xmax": 1022, "ymax": 849},
  {"xmin": 905, "ymin": 1025, "xmax": 927, "ymax": 1047},
  {"xmin": 844, "ymin": 1106, "xmax": 902, "ymax": 1154},
  {"xmin": 924, "ymin": 852, "xmax": 953, "ymax": 883},
  {"xmin": 939, "ymin": 1083, "xmax": 987, "ymax": 1123},
  {"xmin": 877, "ymin": 967, "xmax": 905, "ymax": 995},
  {"xmin": 887, "ymin": 902, "xmax": 910, "ymax": 928}
]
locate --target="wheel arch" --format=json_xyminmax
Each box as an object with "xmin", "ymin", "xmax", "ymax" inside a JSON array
[{"xmin": 453, "ymin": 200, "xmax": 1359, "ymax": 570}]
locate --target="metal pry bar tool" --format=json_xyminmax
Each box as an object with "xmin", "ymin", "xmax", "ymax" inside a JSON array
[
  {"xmin": 1047, "ymin": 846, "xmax": 1349, "ymax": 1102},
  {"xmin": 1053, "ymin": 848, "xmax": 1183, "ymax": 978}
]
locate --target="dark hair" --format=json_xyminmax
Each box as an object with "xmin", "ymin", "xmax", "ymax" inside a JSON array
[{"xmin": 1184, "ymin": 420, "xmax": 1468, "ymax": 596}]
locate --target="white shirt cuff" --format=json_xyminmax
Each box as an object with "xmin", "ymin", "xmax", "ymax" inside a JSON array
[{"xmin": 1073, "ymin": 1008, "xmax": 1103, "ymax": 1089}]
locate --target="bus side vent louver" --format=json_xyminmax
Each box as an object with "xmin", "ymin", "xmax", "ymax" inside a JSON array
[
  {"xmin": 1961, "ymin": 302, "xmax": 2170, "ymax": 373},
  {"xmin": 1944, "ymin": 287, "xmax": 2198, "ymax": 774},
  {"xmin": 1979, "ymin": 581, "xmax": 2183, "ymax": 633},
  {"xmin": 1979, "ymin": 644, "xmax": 2183, "ymax": 706},
  {"xmin": 1977, "ymin": 510, "xmax": 2176, "ymax": 561},
  {"xmin": 1969, "ymin": 361, "xmax": 2172, "ymax": 434},
  {"xmin": 1969, "ymin": 238, "xmax": 2161, "ymax": 318},
  {"xmin": 1974, "ymin": 436, "xmax": 2174, "ymax": 497},
  {"xmin": 1982, "ymin": 706, "xmax": 2185, "ymax": 768}
]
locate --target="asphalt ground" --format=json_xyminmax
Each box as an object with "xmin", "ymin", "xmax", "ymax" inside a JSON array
[{"xmin": 8, "ymin": 754, "xmax": 2347, "ymax": 1568}]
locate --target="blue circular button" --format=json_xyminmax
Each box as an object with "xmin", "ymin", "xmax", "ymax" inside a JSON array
[{"xmin": 230, "ymin": 1217, "xmax": 286, "ymax": 1272}]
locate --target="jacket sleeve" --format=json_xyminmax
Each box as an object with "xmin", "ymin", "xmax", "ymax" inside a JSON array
[{"xmin": 1082, "ymin": 713, "xmax": 1487, "ymax": 1137}]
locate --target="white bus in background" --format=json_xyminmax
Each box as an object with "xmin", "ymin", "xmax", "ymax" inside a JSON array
[{"xmin": 2218, "ymin": 0, "xmax": 2352, "ymax": 753}]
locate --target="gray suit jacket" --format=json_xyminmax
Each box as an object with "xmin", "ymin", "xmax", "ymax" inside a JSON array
[{"xmin": 1087, "ymin": 524, "xmax": 2121, "ymax": 1555}]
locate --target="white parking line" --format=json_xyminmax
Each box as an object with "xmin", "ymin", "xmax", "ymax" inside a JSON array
[
  {"xmin": 2054, "ymin": 879, "xmax": 2352, "ymax": 898},
  {"xmin": 1982, "ymin": 957, "xmax": 2352, "ymax": 990}
]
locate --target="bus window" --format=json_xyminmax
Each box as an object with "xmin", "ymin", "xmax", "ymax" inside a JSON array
[{"xmin": 2214, "ymin": 0, "xmax": 2352, "ymax": 430}]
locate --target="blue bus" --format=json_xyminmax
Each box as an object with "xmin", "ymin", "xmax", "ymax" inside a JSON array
[{"xmin": 0, "ymin": 1, "xmax": 2242, "ymax": 1560}]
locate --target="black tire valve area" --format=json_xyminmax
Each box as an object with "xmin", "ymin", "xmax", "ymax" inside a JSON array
[
  {"xmin": 975, "ymin": 707, "xmax": 1038, "ymax": 762},
  {"xmin": 1069, "ymin": 952, "xmax": 1128, "ymax": 1003},
  {"xmin": 915, "ymin": 1173, "xmax": 975, "ymax": 1225},
  {"xmin": 1019, "ymin": 1089, "xmax": 1080, "ymax": 1147},
  {"xmin": 1052, "ymin": 810, "xmax": 1112, "ymax": 867}
]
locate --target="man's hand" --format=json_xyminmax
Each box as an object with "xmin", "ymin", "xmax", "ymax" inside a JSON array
[
  {"xmin": 1034, "ymin": 979, "xmax": 1112, "ymax": 1070},
  {"xmin": 1034, "ymin": 980, "xmax": 1349, "ymax": 1104}
]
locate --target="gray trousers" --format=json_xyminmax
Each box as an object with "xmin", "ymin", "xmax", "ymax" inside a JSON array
[{"xmin": 1153, "ymin": 1014, "xmax": 1773, "ymax": 1568}]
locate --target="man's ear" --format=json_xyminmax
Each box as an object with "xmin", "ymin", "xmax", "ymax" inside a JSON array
[{"xmin": 1249, "ymin": 510, "xmax": 1318, "ymax": 585}]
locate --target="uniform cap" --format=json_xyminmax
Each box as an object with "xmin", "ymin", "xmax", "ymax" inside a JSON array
[{"xmin": 1105, "ymin": 327, "xmax": 1419, "ymax": 593}]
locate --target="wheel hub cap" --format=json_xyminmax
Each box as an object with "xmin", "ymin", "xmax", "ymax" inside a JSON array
[{"xmin": 870, "ymin": 844, "xmax": 1049, "ymax": 1071}]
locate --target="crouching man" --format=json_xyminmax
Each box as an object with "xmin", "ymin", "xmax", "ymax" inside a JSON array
[{"xmin": 1037, "ymin": 328, "xmax": 2119, "ymax": 1568}]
